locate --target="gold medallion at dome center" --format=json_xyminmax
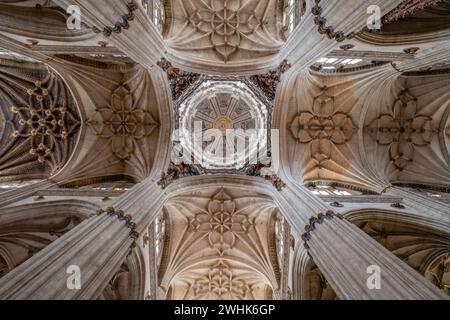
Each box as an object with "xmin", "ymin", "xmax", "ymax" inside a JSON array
[{"xmin": 214, "ymin": 116, "xmax": 233, "ymax": 133}]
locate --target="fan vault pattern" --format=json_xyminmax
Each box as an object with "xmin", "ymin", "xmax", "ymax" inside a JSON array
[
  {"xmin": 166, "ymin": 0, "xmax": 284, "ymax": 64},
  {"xmin": 0, "ymin": 0, "xmax": 450, "ymax": 302},
  {"xmin": 0, "ymin": 61, "xmax": 80, "ymax": 182},
  {"xmin": 159, "ymin": 188, "xmax": 286, "ymax": 300},
  {"xmin": 366, "ymin": 89, "xmax": 436, "ymax": 171},
  {"xmin": 89, "ymin": 85, "xmax": 158, "ymax": 160}
]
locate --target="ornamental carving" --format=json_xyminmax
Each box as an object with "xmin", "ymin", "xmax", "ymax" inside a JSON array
[
  {"xmin": 250, "ymin": 60, "xmax": 291, "ymax": 101},
  {"xmin": 366, "ymin": 89, "xmax": 436, "ymax": 171},
  {"xmin": 167, "ymin": 0, "xmax": 283, "ymax": 63},
  {"xmin": 100, "ymin": 1, "xmax": 138, "ymax": 37},
  {"xmin": 89, "ymin": 85, "xmax": 158, "ymax": 160},
  {"xmin": 10, "ymin": 80, "xmax": 79, "ymax": 164},
  {"xmin": 157, "ymin": 161, "xmax": 202, "ymax": 189},
  {"xmin": 245, "ymin": 163, "xmax": 286, "ymax": 191},
  {"xmin": 425, "ymin": 253, "xmax": 450, "ymax": 295},
  {"xmin": 382, "ymin": 0, "xmax": 444, "ymax": 24},
  {"xmin": 189, "ymin": 189, "xmax": 254, "ymax": 255},
  {"xmin": 186, "ymin": 0, "xmax": 260, "ymax": 62},
  {"xmin": 96, "ymin": 207, "xmax": 140, "ymax": 242},
  {"xmin": 190, "ymin": 260, "xmax": 253, "ymax": 300},
  {"xmin": 157, "ymin": 58, "xmax": 200, "ymax": 101},
  {"xmin": 0, "ymin": 64, "xmax": 80, "ymax": 182},
  {"xmin": 311, "ymin": 0, "xmax": 347, "ymax": 41},
  {"xmin": 289, "ymin": 90, "xmax": 356, "ymax": 171},
  {"xmin": 301, "ymin": 210, "xmax": 343, "ymax": 250}
]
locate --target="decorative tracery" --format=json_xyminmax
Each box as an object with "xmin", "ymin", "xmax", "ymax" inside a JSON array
[
  {"xmin": 189, "ymin": 189, "xmax": 255, "ymax": 255},
  {"xmin": 0, "ymin": 62, "xmax": 81, "ymax": 181},
  {"xmin": 89, "ymin": 85, "xmax": 158, "ymax": 160},
  {"xmin": 10, "ymin": 80, "xmax": 77, "ymax": 164},
  {"xmin": 289, "ymin": 90, "xmax": 357, "ymax": 171},
  {"xmin": 366, "ymin": 89, "xmax": 436, "ymax": 171},
  {"xmin": 167, "ymin": 0, "xmax": 284, "ymax": 63}
]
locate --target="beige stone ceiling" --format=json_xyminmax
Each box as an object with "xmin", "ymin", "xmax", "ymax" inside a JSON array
[
  {"xmin": 0, "ymin": 0, "xmax": 449, "ymax": 301},
  {"xmin": 159, "ymin": 188, "xmax": 282, "ymax": 300},
  {"xmin": 165, "ymin": 0, "xmax": 285, "ymax": 69}
]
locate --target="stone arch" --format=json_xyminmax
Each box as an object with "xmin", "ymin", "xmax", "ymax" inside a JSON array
[
  {"xmin": 0, "ymin": 199, "xmax": 99, "ymax": 279},
  {"xmin": 357, "ymin": 0, "xmax": 450, "ymax": 46},
  {"xmin": 97, "ymin": 246, "xmax": 146, "ymax": 300},
  {"xmin": 157, "ymin": 183, "xmax": 282, "ymax": 300}
]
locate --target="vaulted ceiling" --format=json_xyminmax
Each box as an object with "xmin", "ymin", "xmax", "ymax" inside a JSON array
[{"xmin": 0, "ymin": 0, "xmax": 449, "ymax": 301}]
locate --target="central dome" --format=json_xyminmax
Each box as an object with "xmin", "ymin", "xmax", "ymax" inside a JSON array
[{"xmin": 178, "ymin": 80, "xmax": 269, "ymax": 170}]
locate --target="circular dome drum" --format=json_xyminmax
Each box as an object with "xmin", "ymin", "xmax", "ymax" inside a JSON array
[{"xmin": 178, "ymin": 80, "xmax": 269, "ymax": 170}]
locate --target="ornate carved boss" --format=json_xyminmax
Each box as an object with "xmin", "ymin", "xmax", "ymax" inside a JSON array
[
  {"xmin": 366, "ymin": 89, "xmax": 435, "ymax": 171},
  {"xmin": 383, "ymin": 0, "xmax": 445, "ymax": 24},
  {"xmin": 289, "ymin": 90, "xmax": 356, "ymax": 170},
  {"xmin": 250, "ymin": 60, "xmax": 291, "ymax": 101},
  {"xmin": 89, "ymin": 85, "xmax": 158, "ymax": 160}
]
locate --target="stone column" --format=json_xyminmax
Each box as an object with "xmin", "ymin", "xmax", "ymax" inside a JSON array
[
  {"xmin": 281, "ymin": 0, "xmax": 403, "ymax": 72},
  {"xmin": 0, "ymin": 176, "xmax": 167, "ymax": 299},
  {"xmin": 275, "ymin": 181, "xmax": 447, "ymax": 299},
  {"xmin": 300, "ymin": 210, "xmax": 447, "ymax": 299}
]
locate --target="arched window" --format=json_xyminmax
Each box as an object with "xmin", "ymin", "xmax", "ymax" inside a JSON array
[
  {"xmin": 275, "ymin": 214, "xmax": 286, "ymax": 267},
  {"xmin": 142, "ymin": 0, "xmax": 165, "ymax": 33},
  {"xmin": 283, "ymin": 0, "xmax": 306, "ymax": 36},
  {"xmin": 154, "ymin": 214, "xmax": 166, "ymax": 262}
]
